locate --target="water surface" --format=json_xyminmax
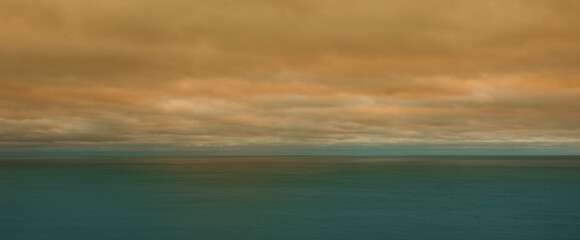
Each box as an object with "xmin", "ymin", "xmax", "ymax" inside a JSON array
[{"xmin": 1, "ymin": 156, "xmax": 579, "ymax": 239}]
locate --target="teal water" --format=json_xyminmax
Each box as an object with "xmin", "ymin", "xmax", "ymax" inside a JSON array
[{"xmin": 1, "ymin": 156, "xmax": 579, "ymax": 240}]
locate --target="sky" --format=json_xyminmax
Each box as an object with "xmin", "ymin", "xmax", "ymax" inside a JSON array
[{"xmin": 1, "ymin": 0, "xmax": 580, "ymax": 156}]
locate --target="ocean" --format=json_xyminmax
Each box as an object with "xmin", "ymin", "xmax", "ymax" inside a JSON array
[{"xmin": 1, "ymin": 156, "xmax": 579, "ymax": 240}]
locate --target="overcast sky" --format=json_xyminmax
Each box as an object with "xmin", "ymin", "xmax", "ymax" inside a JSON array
[{"xmin": 1, "ymin": 0, "xmax": 580, "ymax": 155}]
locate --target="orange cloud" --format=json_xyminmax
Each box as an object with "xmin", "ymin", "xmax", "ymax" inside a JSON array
[{"xmin": 1, "ymin": 0, "xmax": 580, "ymax": 153}]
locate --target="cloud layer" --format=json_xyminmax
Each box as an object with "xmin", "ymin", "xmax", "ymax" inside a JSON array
[{"xmin": 1, "ymin": 0, "xmax": 580, "ymax": 155}]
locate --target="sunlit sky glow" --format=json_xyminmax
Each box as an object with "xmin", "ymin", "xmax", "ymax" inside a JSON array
[{"xmin": 1, "ymin": 0, "xmax": 580, "ymax": 155}]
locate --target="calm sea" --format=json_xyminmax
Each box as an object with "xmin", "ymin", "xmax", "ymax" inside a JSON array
[{"xmin": 1, "ymin": 156, "xmax": 579, "ymax": 240}]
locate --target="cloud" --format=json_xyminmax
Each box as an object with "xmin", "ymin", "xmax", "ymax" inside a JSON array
[{"xmin": 1, "ymin": 0, "xmax": 579, "ymax": 154}]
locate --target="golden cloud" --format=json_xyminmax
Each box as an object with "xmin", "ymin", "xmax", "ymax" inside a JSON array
[{"xmin": 1, "ymin": 0, "xmax": 580, "ymax": 153}]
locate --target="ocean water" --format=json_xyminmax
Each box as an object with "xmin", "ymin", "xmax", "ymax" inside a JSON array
[{"xmin": 1, "ymin": 156, "xmax": 579, "ymax": 240}]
